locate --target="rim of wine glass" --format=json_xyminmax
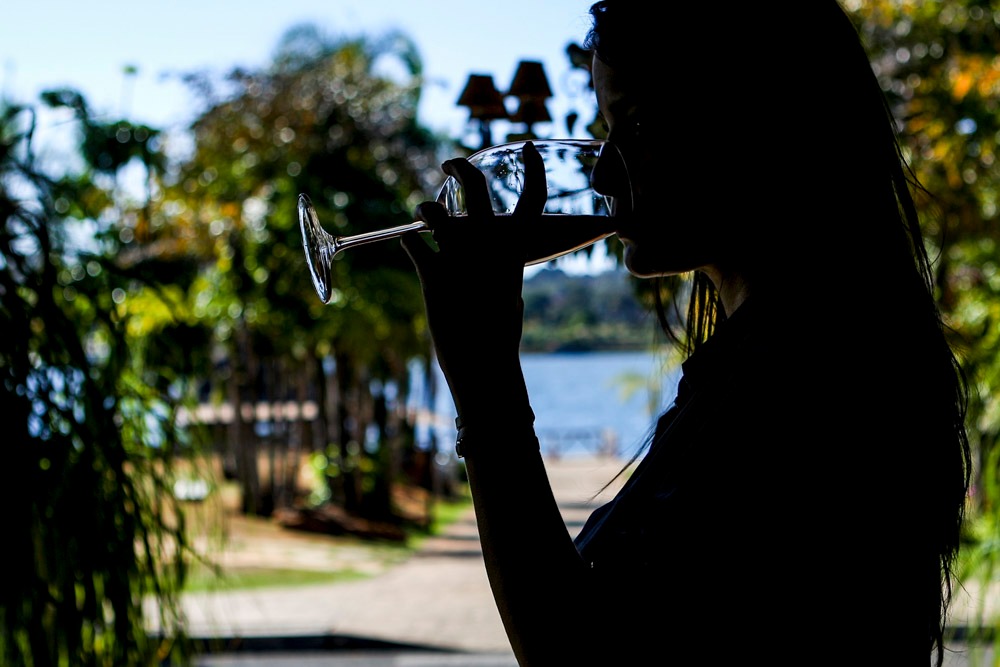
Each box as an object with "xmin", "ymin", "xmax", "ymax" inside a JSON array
[
  {"xmin": 461, "ymin": 137, "xmax": 632, "ymax": 216},
  {"xmin": 464, "ymin": 138, "xmax": 606, "ymax": 165}
]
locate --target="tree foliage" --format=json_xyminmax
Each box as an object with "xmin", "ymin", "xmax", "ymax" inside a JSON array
[
  {"xmin": 6, "ymin": 3, "xmax": 999, "ymax": 661},
  {"xmin": 846, "ymin": 0, "xmax": 1000, "ymax": 533},
  {"xmin": 159, "ymin": 24, "xmax": 448, "ymax": 516},
  {"xmin": 0, "ymin": 99, "xmax": 192, "ymax": 665}
]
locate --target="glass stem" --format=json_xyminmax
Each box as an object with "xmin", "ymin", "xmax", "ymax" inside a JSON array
[{"xmin": 334, "ymin": 220, "xmax": 430, "ymax": 253}]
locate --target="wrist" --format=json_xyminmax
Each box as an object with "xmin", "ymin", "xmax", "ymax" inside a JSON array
[
  {"xmin": 454, "ymin": 409, "xmax": 537, "ymax": 459},
  {"xmin": 450, "ymin": 374, "xmax": 531, "ymax": 426}
]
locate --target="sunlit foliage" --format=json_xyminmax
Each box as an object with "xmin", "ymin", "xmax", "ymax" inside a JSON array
[
  {"xmin": 844, "ymin": 1, "xmax": 1000, "ymax": 643},
  {"xmin": 158, "ymin": 24, "xmax": 448, "ymax": 516},
  {"xmin": 0, "ymin": 100, "xmax": 192, "ymax": 665}
]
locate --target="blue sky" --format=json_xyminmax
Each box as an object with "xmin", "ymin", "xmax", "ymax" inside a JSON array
[
  {"xmin": 1, "ymin": 0, "xmax": 613, "ymax": 273},
  {"xmin": 1, "ymin": 0, "xmax": 596, "ymax": 143}
]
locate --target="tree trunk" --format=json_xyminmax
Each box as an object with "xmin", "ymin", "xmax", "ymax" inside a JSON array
[
  {"xmin": 333, "ymin": 350, "xmax": 361, "ymax": 512},
  {"xmin": 284, "ymin": 356, "xmax": 312, "ymax": 506},
  {"xmin": 231, "ymin": 323, "xmax": 261, "ymax": 516}
]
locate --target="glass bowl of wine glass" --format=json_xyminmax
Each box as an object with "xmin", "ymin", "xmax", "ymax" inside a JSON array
[{"xmin": 298, "ymin": 138, "xmax": 630, "ymax": 305}]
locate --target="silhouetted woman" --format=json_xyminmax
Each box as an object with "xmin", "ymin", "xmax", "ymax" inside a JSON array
[{"xmin": 403, "ymin": 2, "xmax": 971, "ymax": 664}]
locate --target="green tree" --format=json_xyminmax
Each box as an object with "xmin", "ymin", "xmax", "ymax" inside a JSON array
[
  {"xmin": 0, "ymin": 96, "xmax": 193, "ymax": 664},
  {"xmin": 164, "ymin": 23, "xmax": 446, "ymax": 518},
  {"xmin": 844, "ymin": 3, "xmax": 1000, "ymax": 626},
  {"xmin": 844, "ymin": 1, "xmax": 999, "ymax": 484}
]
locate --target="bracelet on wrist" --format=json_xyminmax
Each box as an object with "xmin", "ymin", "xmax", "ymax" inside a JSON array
[{"xmin": 454, "ymin": 411, "xmax": 537, "ymax": 459}]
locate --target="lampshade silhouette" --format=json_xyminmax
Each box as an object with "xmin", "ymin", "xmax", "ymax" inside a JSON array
[
  {"xmin": 456, "ymin": 74, "xmax": 508, "ymax": 120},
  {"xmin": 509, "ymin": 98, "xmax": 552, "ymax": 125},
  {"xmin": 507, "ymin": 60, "xmax": 553, "ymax": 101}
]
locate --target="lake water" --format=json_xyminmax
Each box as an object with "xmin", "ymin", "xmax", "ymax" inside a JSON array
[{"xmin": 411, "ymin": 350, "xmax": 682, "ymax": 459}]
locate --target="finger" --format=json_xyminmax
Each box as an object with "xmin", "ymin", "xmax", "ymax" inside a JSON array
[
  {"xmin": 414, "ymin": 199, "xmax": 470, "ymax": 254},
  {"xmin": 400, "ymin": 230, "xmax": 435, "ymax": 268},
  {"xmin": 514, "ymin": 141, "xmax": 547, "ymax": 216},
  {"xmin": 403, "ymin": 202, "xmax": 449, "ymax": 265},
  {"xmin": 413, "ymin": 201, "xmax": 450, "ymax": 227},
  {"xmin": 444, "ymin": 158, "xmax": 493, "ymax": 216}
]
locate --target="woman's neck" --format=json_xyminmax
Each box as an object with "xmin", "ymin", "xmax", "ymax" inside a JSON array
[{"xmin": 702, "ymin": 265, "xmax": 751, "ymax": 317}]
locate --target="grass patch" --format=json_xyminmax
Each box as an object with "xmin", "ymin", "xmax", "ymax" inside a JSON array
[
  {"xmin": 402, "ymin": 489, "xmax": 473, "ymax": 549},
  {"xmin": 183, "ymin": 566, "xmax": 370, "ymax": 593},
  {"xmin": 173, "ymin": 475, "xmax": 474, "ymax": 593},
  {"xmin": 428, "ymin": 496, "xmax": 472, "ymax": 535}
]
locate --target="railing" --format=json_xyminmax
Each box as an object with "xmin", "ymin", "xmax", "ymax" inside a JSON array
[
  {"xmin": 536, "ymin": 427, "xmax": 619, "ymax": 459},
  {"xmin": 177, "ymin": 401, "xmax": 320, "ymax": 426},
  {"xmin": 179, "ymin": 403, "xmax": 621, "ymax": 459}
]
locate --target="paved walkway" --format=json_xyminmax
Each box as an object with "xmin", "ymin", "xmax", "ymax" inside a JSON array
[
  {"xmin": 168, "ymin": 455, "xmax": 996, "ymax": 666},
  {"xmin": 178, "ymin": 456, "xmax": 629, "ymax": 666}
]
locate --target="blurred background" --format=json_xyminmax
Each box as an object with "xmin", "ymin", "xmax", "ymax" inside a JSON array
[{"xmin": 2, "ymin": 1, "xmax": 999, "ymax": 665}]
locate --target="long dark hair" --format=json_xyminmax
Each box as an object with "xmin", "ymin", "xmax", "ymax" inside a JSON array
[{"xmin": 586, "ymin": 2, "xmax": 971, "ymax": 663}]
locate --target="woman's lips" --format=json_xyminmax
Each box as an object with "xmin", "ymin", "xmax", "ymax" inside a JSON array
[{"xmin": 612, "ymin": 212, "xmax": 639, "ymax": 242}]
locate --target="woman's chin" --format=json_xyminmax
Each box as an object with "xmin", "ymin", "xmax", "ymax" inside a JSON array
[
  {"xmin": 622, "ymin": 246, "xmax": 695, "ymax": 279},
  {"xmin": 622, "ymin": 249, "xmax": 660, "ymax": 279}
]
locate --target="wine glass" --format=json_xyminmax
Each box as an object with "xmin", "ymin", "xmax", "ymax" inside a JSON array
[{"xmin": 298, "ymin": 139, "xmax": 630, "ymax": 305}]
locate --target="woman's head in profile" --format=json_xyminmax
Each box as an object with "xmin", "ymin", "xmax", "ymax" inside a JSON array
[{"xmin": 588, "ymin": 1, "xmax": 917, "ymax": 304}]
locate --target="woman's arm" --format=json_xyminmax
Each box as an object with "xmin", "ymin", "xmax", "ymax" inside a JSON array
[
  {"xmin": 460, "ymin": 424, "xmax": 602, "ymax": 664},
  {"xmin": 401, "ymin": 145, "xmax": 607, "ymax": 664}
]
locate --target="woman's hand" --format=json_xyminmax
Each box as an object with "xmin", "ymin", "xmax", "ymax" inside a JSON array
[{"xmin": 401, "ymin": 141, "xmax": 546, "ymax": 421}]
